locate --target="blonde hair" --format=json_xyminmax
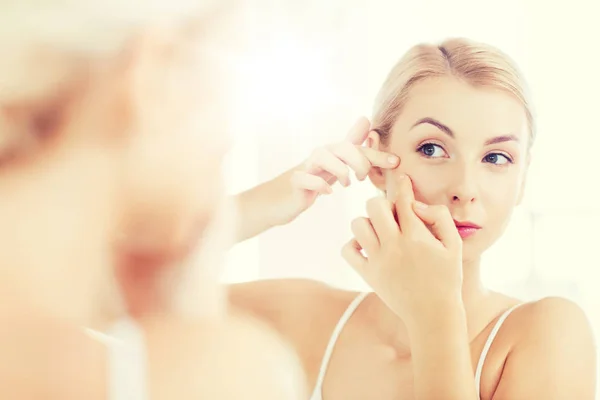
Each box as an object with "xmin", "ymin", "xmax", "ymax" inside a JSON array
[
  {"xmin": 372, "ymin": 38, "xmax": 535, "ymax": 146},
  {"xmin": 0, "ymin": 0, "xmax": 227, "ymax": 103}
]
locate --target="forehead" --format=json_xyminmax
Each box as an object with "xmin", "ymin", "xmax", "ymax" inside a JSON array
[{"xmin": 391, "ymin": 76, "xmax": 528, "ymax": 142}]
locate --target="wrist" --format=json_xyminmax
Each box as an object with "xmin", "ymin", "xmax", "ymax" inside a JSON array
[{"xmin": 408, "ymin": 300, "xmax": 475, "ymax": 400}]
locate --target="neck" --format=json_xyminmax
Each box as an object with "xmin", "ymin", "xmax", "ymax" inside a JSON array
[{"xmin": 460, "ymin": 257, "xmax": 489, "ymax": 310}]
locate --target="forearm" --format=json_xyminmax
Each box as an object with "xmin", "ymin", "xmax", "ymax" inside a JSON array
[
  {"xmin": 408, "ymin": 302, "xmax": 477, "ymax": 400},
  {"xmin": 232, "ymin": 185, "xmax": 276, "ymax": 243},
  {"xmin": 232, "ymin": 169, "xmax": 294, "ymax": 243}
]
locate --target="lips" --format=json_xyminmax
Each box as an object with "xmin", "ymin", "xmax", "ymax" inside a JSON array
[
  {"xmin": 453, "ymin": 220, "xmax": 481, "ymax": 239},
  {"xmin": 453, "ymin": 220, "xmax": 481, "ymax": 229},
  {"xmin": 116, "ymin": 216, "xmax": 208, "ymax": 268}
]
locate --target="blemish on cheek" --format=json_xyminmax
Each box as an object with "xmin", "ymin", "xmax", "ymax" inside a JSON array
[
  {"xmin": 385, "ymin": 172, "xmax": 416, "ymax": 201},
  {"xmin": 386, "ymin": 171, "xmax": 429, "ymax": 204}
]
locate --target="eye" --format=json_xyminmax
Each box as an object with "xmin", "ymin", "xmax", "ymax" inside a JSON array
[
  {"xmin": 0, "ymin": 100, "xmax": 67, "ymax": 167},
  {"xmin": 417, "ymin": 143, "xmax": 446, "ymax": 158},
  {"xmin": 483, "ymin": 153, "xmax": 512, "ymax": 165}
]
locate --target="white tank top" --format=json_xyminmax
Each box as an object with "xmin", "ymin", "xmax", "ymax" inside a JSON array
[
  {"xmin": 309, "ymin": 292, "xmax": 521, "ymax": 400},
  {"xmin": 85, "ymin": 318, "xmax": 148, "ymax": 400}
]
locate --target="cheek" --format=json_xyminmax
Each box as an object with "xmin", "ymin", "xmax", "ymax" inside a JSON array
[
  {"xmin": 0, "ymin": 146, "xmax": 119, "ymax": 321},
  {"xmin": 384, "ymin": 160, "xmax": 450, "ymax": 204},
  {"xmin": 480, "ymin": 178, "xmax": 521, "ymax": 220},
  {"xmin": 119, "ymin": 128, "xmax": 227, "ymax": 238},
  {"xmin": 481, "ymin": 164, "xmax": 524, "ymax": 201}
]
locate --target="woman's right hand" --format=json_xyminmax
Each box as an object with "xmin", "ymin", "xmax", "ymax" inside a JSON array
[
  {"xmin": 235, "ymin": 117, "xmax": 400, "ymax": 242},
  {"xmin": 274, "ymin": 117, "xmax": 400, "ymax": 225}
]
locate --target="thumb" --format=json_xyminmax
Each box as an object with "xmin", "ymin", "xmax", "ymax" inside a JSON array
[
  {"xmin": 412, "ymin": 202, "xmax": 461, "ymax": 249},
  {"xmin": 345, "ymin": 116, "xmax": 371, "ymax": 145}
]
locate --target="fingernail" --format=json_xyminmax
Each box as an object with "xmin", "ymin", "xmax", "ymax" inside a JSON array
[
  {"xmin": 388, "ymin": 155, "xmax": 399, "ymax": 165},
  {"xmin": 414, "ymin": 201, "xmax": 428, "ymax": 210}
]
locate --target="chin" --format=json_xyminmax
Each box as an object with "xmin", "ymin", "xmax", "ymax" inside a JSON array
[
  {"xmin": 459, "ymin": 239, "xmax": 489, "ymax": 264},
  {"xmin": 460, "ymin": 236, "xmax": 498, "ymax": 265}
]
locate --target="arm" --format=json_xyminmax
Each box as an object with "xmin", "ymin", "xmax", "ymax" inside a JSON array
[
  {"xmin": 232, "ymin": 168, "xmax": 297, "ymax": 243},
  {"xmin": 227, "ymin": 278, "xmax": 327, "ymax": 334},
  {"xmin": 231, "ymin": 117, "xmax": 400, "ymax": 243},
  {"xmin": 408, "ymin": 299, "xmax": 478, "ymax": 400},
  {"xmin": 340, "ymin": 179, "xmax": 479, "ymax": 399},
  {"xmin": 492, "ymin": 297, "xmax": 596, "ymax": 400}
]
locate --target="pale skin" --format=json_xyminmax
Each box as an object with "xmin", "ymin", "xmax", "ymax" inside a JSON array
[
  {"xmin": 230, "ymin": 76, "xmax": 597, "ymax": 399},
  {"xmin": 0, "ymin": 17, "xmax": 305, "ymax": 400}
]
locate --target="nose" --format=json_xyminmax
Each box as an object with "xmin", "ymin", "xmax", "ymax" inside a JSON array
[{"xmin": 448, "ymin": 163, "xmax": 478, "ymax": 205}]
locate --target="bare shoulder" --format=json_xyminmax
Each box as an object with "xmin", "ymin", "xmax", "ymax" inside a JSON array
[
  {"xmin": 228, "ymin": 278, "xmax": 360, "ymax": 326},
  {"xmin": 492, "ymin": 296, "xmax": 596, "ymax": 399},
  {"xmin": 228, "ymin": 278, "xmax": 364, "ymax": 374},
  {"xmin": 510, "ymin": 296, "xmax": 594, "ymax": 340},
  {"xmin": 229, "ymin": 278, "xmax": 335, "ymax": 305}
]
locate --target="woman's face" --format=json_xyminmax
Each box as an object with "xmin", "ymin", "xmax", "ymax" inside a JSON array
[
  {"xmin": 0, "ymin": 70, "xmax": 125, "ymax": 320},
  {"xmin": 0, "ymin": 29, "xmax": 231, "ymax": 322},
  {"xmin": 374, "ymin": 76, "xmax": 530, "ymax": 262}
]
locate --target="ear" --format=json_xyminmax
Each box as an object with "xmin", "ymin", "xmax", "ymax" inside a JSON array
[{"xmin": 366, "ymin": 130, "xmax": 387, "ymax": 192}]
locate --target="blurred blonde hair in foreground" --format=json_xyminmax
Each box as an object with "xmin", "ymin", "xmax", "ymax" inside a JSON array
[
  {"xmin": 0, "ymin": 0, "xmax": 217, "ymax": 100},
  {"xmin": 0, "ymin": 1, "xmax": 306, "ymax": 398}
]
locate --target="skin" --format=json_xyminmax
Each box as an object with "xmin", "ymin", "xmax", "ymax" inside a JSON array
[
  {"xmin": 230, "ymin": 76, "xmax": 596, "ymax": 399},
  {"xmin": 0, "ymin": 19, "xmax": 305, "ymax": 400}
]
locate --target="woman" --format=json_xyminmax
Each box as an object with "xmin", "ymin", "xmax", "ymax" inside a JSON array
[
  {"xmin": 231, "ymin": 38, "xmax": 597, "ymax": 399},
  {"xmin": 0, "ymin": 1, "xmax": 304, "ymax": 398}
]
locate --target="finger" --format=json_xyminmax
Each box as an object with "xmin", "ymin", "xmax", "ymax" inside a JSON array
[
  {"xmin": 345, "ymin": 117, "xmax": 371, "ymax": 145},
  {"xmin": 365, "ymin": 197, "xmax": 399, "ymax": 240},
  {"xmin": 393, "ymin": 175, "xmax": 428, "ymax": 236},
  {"xmin": 359, "ymin": 147, "xmax": 400, "ymax": 170},
  {"xmin": 350, "ymin": 217, "xmax": 379, "ymax": 256},
  {"xmin": 413, "ymin": 202, "xmax": 461, "ymax": 249},
  {"xmin": 307, "ymin": 147, "xmax": 352, "ymax": 186},
  {"xmin": 330, "ymin": 141, "xmax": 371, "ymax": 181},
  {"xmin": 291, "ymin": 171, "xmax": 333, "ymax": 195},
  {"xmin": 341, "ymin": 238, "xmax": 368, "ymax": 277}
]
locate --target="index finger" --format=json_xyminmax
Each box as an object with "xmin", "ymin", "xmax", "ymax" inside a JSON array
[
  {"xmin": 359, "ymin": 147, "xmax": 400, "ymax": 169},
  {"xmin": 393, "ymin": 175, "xmax": 429, "ymax": 235}
]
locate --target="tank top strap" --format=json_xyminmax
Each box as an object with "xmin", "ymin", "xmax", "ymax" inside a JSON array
[
  {"xmin": 474, "ymin": 303, "xmax": 523, "ymax": 399},
  {"xmin": 309, "ymin": 292, "xmax": 370, "ymax": 400},
  {"xmin": 86, "ymin": 318, "xmax": 148, "ymax": 400}
]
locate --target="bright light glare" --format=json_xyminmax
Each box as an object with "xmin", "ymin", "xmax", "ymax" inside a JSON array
[{"xmin": 232, "ymin": 35, "xmax": 338, "ymax": 125}]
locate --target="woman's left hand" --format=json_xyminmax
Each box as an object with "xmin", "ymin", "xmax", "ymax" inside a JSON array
[{"xmin": 342, "ymin": 174, "xmax": 464, "ymax": 328}]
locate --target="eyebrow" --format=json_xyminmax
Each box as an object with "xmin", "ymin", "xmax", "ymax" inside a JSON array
[
  {"xmin": 412, "ymin": 117, "xmax": 454, "ymax": 137},
  {"xmin": 483, "ymin": 134, "xmax": 520, "ymax": 145},
  {"xmin": 411, "ymin": 117, "xmax": 520, "ymax": 146}
]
